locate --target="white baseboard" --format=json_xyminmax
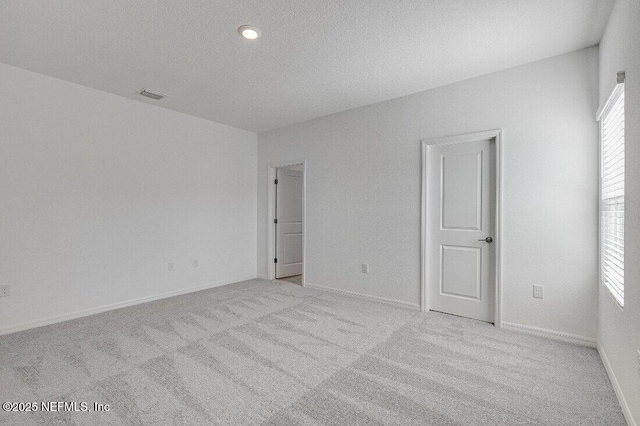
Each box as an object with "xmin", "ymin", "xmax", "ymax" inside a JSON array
[
  {"xmin": 305, "ymin": 283, "xmax": 420, "ymax": 310},
  {"xmin": 0, "ymin": 275, "xmax": 257, "ymax": 337},
  {"xmin": 501, "ymin": 322, "xmax": 597, "ymax": 347},
  {"xmin": 598, "ymin": 343, "xmax": 637, "ymax": 426}
]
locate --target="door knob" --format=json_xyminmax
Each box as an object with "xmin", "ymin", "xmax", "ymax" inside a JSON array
[{"xmin": 478, "ymin": 237, "xmax": 493, "ymax": 243}]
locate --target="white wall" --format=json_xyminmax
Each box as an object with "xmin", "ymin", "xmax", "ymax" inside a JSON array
[
  {"xmin": 0, "ymin": 63, "xmax": 257, "ymax": 333},
  {"xmin": 258, "ymin": 47, "xmax": 600, "ymax": 339},
  {"xmin": 598, "ymin": 0, "xmax": 640, "ymax": 422}
]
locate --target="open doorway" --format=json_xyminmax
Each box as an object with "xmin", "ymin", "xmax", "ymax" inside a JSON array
[{"xmin": 268, "ymin": 161, "xmax": 306, "ymax": 286}]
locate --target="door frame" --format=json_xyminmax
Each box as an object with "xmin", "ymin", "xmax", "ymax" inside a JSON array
[
  {"xmin": 421, "ymin": 129, "xmax": 504, "ymax": 327},
  {"xmin": 267, "ymin": 159, "xmax": 307, "ymax": 285}
]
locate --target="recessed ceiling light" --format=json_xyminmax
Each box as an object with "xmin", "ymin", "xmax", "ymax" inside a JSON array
[{"xmin": 238, "ymin": 25, "xmax": 261, "ymax": 40}]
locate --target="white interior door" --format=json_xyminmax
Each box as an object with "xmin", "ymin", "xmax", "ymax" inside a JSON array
[
  {"xmin": 428, "ymin": 138, "xmax": 495, "ymax": 322},
  {"xmin": 276, "ymin": 168, "xmax": 303, "ymax": 278}
]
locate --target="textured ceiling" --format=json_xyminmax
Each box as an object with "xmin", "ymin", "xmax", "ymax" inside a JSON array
[{"xmin": 0, "ymin": 0, "xmax": 614, "ymax": 132}]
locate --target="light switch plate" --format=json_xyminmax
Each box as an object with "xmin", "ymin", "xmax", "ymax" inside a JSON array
[{"xmin": 533, "ymin": 285, "xmax": 543, "ymax": 299}]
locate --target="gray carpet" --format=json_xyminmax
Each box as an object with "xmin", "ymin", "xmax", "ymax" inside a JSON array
[
  {"xmin": 0, "ymin": 279, "xmax": 625, "ymax": 425},
  {"xmin": 278, "ymin": 275, "xmax": 303, "ymax": 285}
]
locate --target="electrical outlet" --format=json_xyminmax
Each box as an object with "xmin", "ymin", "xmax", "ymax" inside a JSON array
[
  {"xmin": 533, "ymin": 285, "xmax": 544, "ymax": 299},
  {"xmin": 193, "ymin": 259, "xmax": 199, "ymax": 268},
  {"xmin": 168, "ymin": 262, "xmax": 174, "ymax": 272},
  {"xmin": 362, "ymin": 264, "xmax": 369, "ymax": 274},
  {"xmin": 0, "ymin": 285, "xmax": 10, "ymax": 297}
]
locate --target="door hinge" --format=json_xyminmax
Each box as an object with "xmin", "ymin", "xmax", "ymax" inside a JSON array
[
  {"xmin": 274, "ymin": 179, "xmax": 278, "ymax": 184},
  {"xmin": 274, "ymin": 258, "xmax": 278, "ymax": 263},
  {"xmin": 274, "ymin": 218, "xmax": 278, "ymax": 224}
]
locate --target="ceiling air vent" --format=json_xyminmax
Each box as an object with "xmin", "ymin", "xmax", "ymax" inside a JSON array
[{"xmin": 138, "ymin": 89, "xmax": 166, "ymax": 100}]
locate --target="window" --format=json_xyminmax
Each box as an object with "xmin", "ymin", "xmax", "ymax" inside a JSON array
[{"xmin": 598, "ymin": 71, "xmax": 625, "ymax": 306}]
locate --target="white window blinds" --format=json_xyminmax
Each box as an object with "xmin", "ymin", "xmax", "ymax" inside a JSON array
[{"xmin": 599, "ymin": 75, "xmax": 625, "ymax": 306}]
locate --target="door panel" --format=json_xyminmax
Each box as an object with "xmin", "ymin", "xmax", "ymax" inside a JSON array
[
  {"xmin": 442, "ymin": 152, "xmax": 482, "ymax": 230},
  {"xmin": 441, "ymin": 245, "xmax": 481, "ymax": 300},
  {"xmin": 429, "ymin": 138, "xmax": 495, "ymax": 322},
  {"xmin": 276, "ymin": 168, "xmax": 303, "ymax": 278},
  {"xmin": 283, "ymin": 233, "xmax": 303, "ymax": 264}
]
